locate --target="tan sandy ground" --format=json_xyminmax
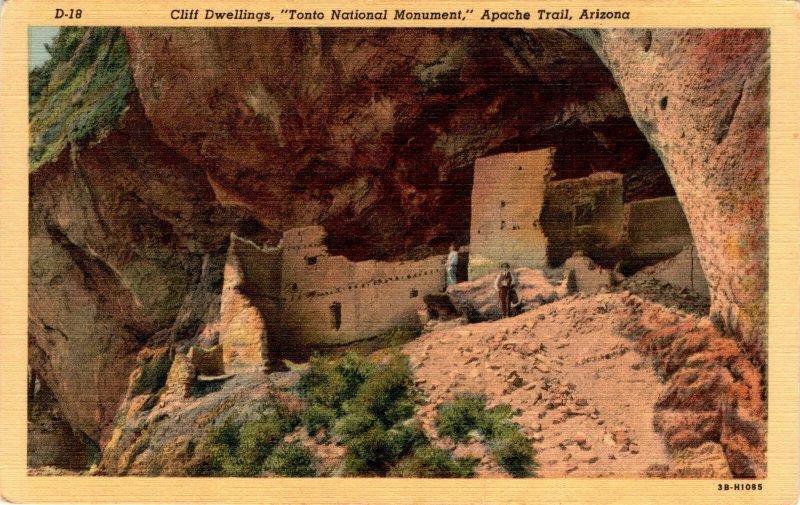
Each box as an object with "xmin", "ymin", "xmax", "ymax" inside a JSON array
[{"xmin": 403, "ymin": 292, "xmax": 673, "ymax": 478}]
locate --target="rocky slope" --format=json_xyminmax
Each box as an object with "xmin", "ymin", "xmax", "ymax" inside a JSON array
[{"xmin": 94, "ymin": 290, "xmax": 760, "ymax": 478}]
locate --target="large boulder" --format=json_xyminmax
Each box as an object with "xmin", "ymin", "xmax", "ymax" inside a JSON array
[{"xmin": 447, "ymin": 268, "xmax": 566, "ymax": 321}]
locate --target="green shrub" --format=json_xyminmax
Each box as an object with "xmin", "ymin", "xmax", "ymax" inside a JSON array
[
  {"xmin": 297, "ymin": 352, "xmax": 375, "ymax": 412},
  {"xmin": 236, "ymin": 413, "xmax": 292, "ymax": 475},
  {"xmin": 384, "ymin": 420, "xmax": 429, "ymax": 458},
  {"xmin": 492, "ymin": 433, "xmax": 537, "ymax": 478},
  {"xmin": 192, "ymin": 402, "xmax": 301, "ymax": 477},
  {"xmin": 435, "ymin": 393, "xmax": 537, "ymax": 478},
  {"xmin": 265, "ymin": 442, "xmax": 317, "ymax": 477},
  {"xmin": 342, "ymin": 426, "xmax": 395, "ymax": 476},
  {"xmin": 344, "ymin": 353, "xmax": 416, "ymax": 426},
  {"xmin": 332, "ymin": 412, "xmax": 380, "ymax": 443},
  {"xmin": 435, "ymin": 394, "xmax": 487, "ymax": 443},
  {"xmin": 389, "ymin": 446, "xmax": 478, "ymax": 478},
  {"xmin": 296, "ymin": 351, "xmax": 487, "ymax": 478},
  {"xmin": 301, "ymin": 404, "xmax": 338, "ymax": 436},
  {"xmin": 130, "ymin": 351, "xmax": 173, "ymax": 396}
]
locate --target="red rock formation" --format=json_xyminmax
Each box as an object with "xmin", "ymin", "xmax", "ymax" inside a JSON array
[
  {"xmin": 28, "ymin": 99, "xmax": 267, "ymax": 444},
  {"xmin": 122, "ymin": 28, "xmax": 662, "ymax": 260},
  {"xmin": 28, "ymin": 28, "xmax": 768, "ymax": 468},
  {"xmin": 620, "ymin": 297, "xmax": 765, "ymax": 478},
  {"xmin": 576, "ymin": 29, "xmax": 768, "ymax": 364}
]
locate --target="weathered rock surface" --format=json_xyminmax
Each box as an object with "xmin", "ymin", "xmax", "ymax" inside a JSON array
[
  {"xmin": 575, "ymin": 29, "xmax": 768, "ymax": 364},
  {"xmin": 618, "ymin": 296, "xmax": 765, "ymax": 477},
  {"xmin": 100, "ymin": 369, "xmax": 299, "ymax": 476},
  {"xmin": 447, "ymin": 268, "xmax": 566, "ymax": 321},
  {"xmin": 27, "ymin": 28, "xmax": 768, "ymax": 473},
  {"xmin": 27, "ymin": 381, "xmax": 90, "ymax": 471},
  {"xmin": 122, "ymin": 28, "xmax": 664, "ymax": 260},
  {"xmin": 28, "ymin": 99, "xmax": 265, "ymax": 445}
]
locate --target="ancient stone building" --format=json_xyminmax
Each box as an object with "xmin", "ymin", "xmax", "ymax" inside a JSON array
[
  {"xmin": 469, "ymin": 149, "xmax": 704, "ymax": 289},
  {"xmin": 219, "ymin": 226, "xmax": 447, "ymax": 369},
  {"xmin": 468, "ymin": 148, "xmax": 555, "ymax": 279},
  {"xmin": 541, "ymin": 172, "xmax": 626, "ymax": 268}
]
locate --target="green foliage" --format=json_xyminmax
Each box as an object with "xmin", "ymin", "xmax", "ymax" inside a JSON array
[
  {"xmin": 296, "ymin": 352, "xmax": 376, "ymax": 412},
  {"xmin": 296, "ymin": 351, "xmax": 473, "ymax": 477},
  {"xmin": 435, "ymin": 394, "xmax": 537, "ymax": 478},
  {"xmin": 264, "ymin": 442, "xmax": 317, "ymax": 477},
  {"xmin": 300, "ymin": 404, "xmax": 338, "ymax": 436},
  {"xmin": 491, "ymin": 433, "xmax": 536, "ymax": 478},
  {"xmin": 389, "ymin": 446, "xmax": 478, "ymax": 478},
  {"xmin": 435, "ymin": 393, "xmax": 487, "ymax": 443},
  {"xmin": 332, "ymin": 412, "xmax": 380, "ymax": 443},
  {"xmin": 189, "ymin": 401, "xmax": 303, "ymax": 477},
  {"xmin": 345, "ymin": 353, "xmax": 416, "ymax": 427},
  {"xmin": 130, "ymin": 351, "xmax": 173, "ymax": 396},
  {"xmin": 29, "ymin": 27, "xmax": 134, "ymax": 170}
]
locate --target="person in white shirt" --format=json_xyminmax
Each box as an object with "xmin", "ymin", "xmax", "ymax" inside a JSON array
[
  {"xmin": 446, "ymin": 244, "xmax": 459, "ymax": 287},
  {"xmin": 494, "ymin": 262, "xmax": 517, "ymax": 318}
]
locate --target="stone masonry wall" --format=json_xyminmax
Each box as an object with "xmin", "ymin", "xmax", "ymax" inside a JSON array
[
  {"xmin": 469, "ymin": 148, "xmax": 555, "ymax": 279},
  {"xmin": 220, "ymin": 227, "xmax": 447, "ymax": 366},
  {"xmin": 541, "ymin": 171, "xmax": 626, "ymax": 267}
]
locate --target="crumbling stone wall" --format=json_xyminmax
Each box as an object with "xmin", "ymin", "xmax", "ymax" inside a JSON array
[
  {"xmin": 219, "ymin": 227, "xmax": 447, "ymax": 367},
  {"xmin": 541, "ymin": 171, "xmax": 626, "ymax": 267},
  {"xmin": 279, "ymin": 227, "xmax": 447, "ymax": 350},
  {"xmin": 218, "ymin": 238, "xmax": 274, "ymax": 371}
]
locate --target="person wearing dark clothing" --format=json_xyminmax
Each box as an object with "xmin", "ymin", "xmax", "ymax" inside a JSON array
[{"xmin": 494, "ymin": 262, "xmax": 517, "ymax": 318}]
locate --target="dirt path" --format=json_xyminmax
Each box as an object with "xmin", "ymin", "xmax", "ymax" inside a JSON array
[{"xmin": 403, "ymin": 292, "xmax": 672, "ymax": 478}]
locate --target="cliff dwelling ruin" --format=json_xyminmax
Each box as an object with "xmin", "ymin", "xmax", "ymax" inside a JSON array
[
  {"xmin": 218, "ymin": 226, "xmax": 447, "ymax": 370},
  {"xmin": 469, "ymin": 148, "xmax": 704, "ymax": 293}
]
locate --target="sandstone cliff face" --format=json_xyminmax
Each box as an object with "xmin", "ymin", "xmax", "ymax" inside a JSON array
[
  {"xmin": 28, "ymin": 98, "xmax": 267, "ymax": 444},
  {"xmin": 122, "ymin": 28, "xmax": 661, "ymax": 260},
  {"xmin": 575, "ymin": 29, "xmax": 768, "ymax": 364}
]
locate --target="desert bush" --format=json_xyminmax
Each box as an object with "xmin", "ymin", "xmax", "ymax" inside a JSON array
[
  {"xmin": 435, "ymin": 394, "xmax": 487, "ymax": 443},
  {"xmin": 296, "ymin": 352, "xmax": 375, "ymax": 413},
  {"xmin": 300, "ymin": 404, "xmax": 338, "ymax": 436},
  {"xmin": 389, "ymin": 446, "xmax": 478, "ymax": 478},
  {"xmin": 344, "ymin": 353, "xmax": 416, "ymax": 427},
  {"xmin": 435, "ymin": 393, "xmax": 537, "ymax": 478},
  {"xmin": 491, "ymin": 433, "xmax": 536, "ymax": 478},
  {"xmin": 264, "ymin": 442, "xmax": 317, "ymax": 477},
  {"xmin": 190, "ymin": 401, "xmax": 301, "ymax": 477},
  {"xmin": 296, "ymin": 351, "xmax": 476, "ymax": 477}
]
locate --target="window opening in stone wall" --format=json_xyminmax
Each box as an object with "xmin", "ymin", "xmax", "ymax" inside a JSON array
[
  {"xmin": 306, "ymin": 256, "xmax": 318, "ymax": 265},
  {"xmin": 329, "ymin": 302, "xmax": 342, "ymax": 331},
  {"xmin": 410, "ymin": 288, "xmax": 419, "ymax": 298},
  {"xmin": 573, "ymin": 201, "xmax": 594, "ymax": 227}
]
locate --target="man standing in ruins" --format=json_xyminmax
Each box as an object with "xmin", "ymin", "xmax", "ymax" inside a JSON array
[
  {"xmin": 495, "ymin": 262, "xmax": 517, "ymax": 318},
  {"xmin": 446, "ymin": 244, "xmax": 459, "ymax": 287}
]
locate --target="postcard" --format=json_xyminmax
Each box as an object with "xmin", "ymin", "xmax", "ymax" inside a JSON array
[{"xmin": 1, "ymin": 0, "xmax": 798, "ymax": 503}]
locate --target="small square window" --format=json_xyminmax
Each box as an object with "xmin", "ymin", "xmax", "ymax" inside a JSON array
[{"xmin": 306, "ymin": 256, "xmax": 318, "ymax": 266}]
